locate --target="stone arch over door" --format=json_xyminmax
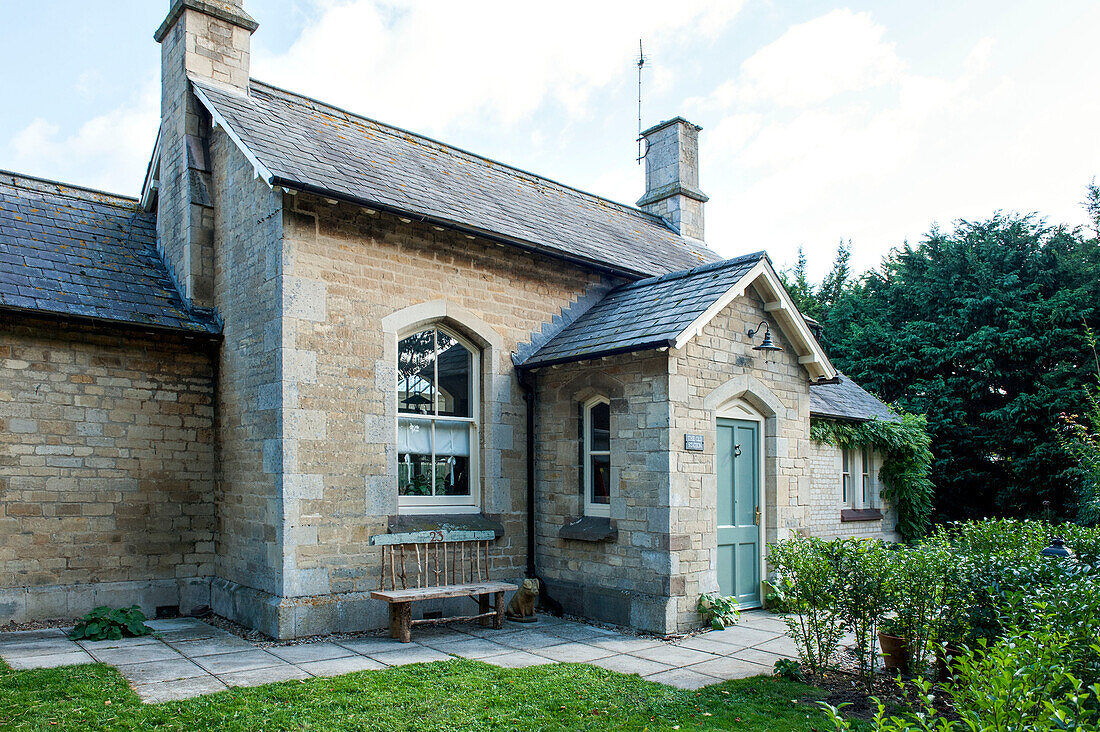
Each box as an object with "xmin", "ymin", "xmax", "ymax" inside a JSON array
[
  {"xmin": 703, "ymin": 375, "xmax": 786, "ymax": 596},
  {"xmin": 379, "ymin": 300, "xmax": 509, "ymax": 516}
]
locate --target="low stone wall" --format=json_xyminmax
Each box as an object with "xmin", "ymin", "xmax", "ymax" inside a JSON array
[{"xmin": 0, "ymin": 315, "xmax": 217, "ymax": 625}]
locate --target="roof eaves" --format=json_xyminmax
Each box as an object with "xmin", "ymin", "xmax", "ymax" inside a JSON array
[
  {"xmin": 516, "ymin": 337, "xmax": 678, "ymax": 370},
  {"xmin": 0, "ymin": 303, "xmax": 223, "ymax": 340}
]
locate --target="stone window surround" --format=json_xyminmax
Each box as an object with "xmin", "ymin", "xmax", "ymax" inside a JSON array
[
  {"xmin": 581, "ymin": 395, "xmax": 612, "ymax": 518},
  {"xmin": 381, "ymin": 301, "xmax": 504, "ymax": 516},
  {"xmin": 840, "ymin": 447, "xmax": 879, "ymax": 513}
]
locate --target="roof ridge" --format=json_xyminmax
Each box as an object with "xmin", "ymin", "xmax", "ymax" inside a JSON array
[
  {"xmin": 245, "ymin": 78, "xmax": 674, "ymax": 230},
  {"xmin": 620, "ymin": 251, "xmax": 767, "ymax": 290},
  {"xmin": 0, "ymin": 168, "xmax": 141, "ymax": 208}
]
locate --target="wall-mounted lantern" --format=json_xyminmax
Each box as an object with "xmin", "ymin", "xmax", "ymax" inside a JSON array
[{"xmin": 747, "ymin": 321, "xmax": 783, "ymax": 353}]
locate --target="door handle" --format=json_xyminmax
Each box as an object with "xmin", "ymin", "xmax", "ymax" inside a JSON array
[{"xmin": 754, "ymin": 507, "xmax": 761, "ymax": 526}]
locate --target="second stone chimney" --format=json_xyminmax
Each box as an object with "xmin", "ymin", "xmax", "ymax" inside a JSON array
[
  {"xmin": 153, "ymin": 0, "xmax": 257, "ymax": 308},
  {"xmin": 637, "ymin": 117, "xmax": 708, "ymax": 242}
]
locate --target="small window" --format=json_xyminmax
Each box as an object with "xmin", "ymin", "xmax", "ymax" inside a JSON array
[
  {"xmin": 583, "ymin": 397, "xmax": 611, "ymax": 517},
  {"xmin": 397, "ymin": 326, "xmax": 478, "ymax": 511},
  {"xmin": 842, "ymin": 449, "xmax": 854, "ymax": 506},
  {"xmin": 862, "ymin": 447, "xmax": 875, "ymax": 508}
]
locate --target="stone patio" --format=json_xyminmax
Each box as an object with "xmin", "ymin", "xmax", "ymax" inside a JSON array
[{"xmin": 0, "ymin": 610, "xmax": 796, "ymax": 703}]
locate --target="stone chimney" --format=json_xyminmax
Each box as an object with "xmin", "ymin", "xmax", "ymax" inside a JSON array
[
  {"xmin": 153, "ymin": 0, "xmax": 257, "ymax": 308},
  {"xmin": 637, "ymin": 117, "xmax": 708, "ymax": 242}
]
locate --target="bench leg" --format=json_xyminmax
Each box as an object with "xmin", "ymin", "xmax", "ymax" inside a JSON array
[
  {"xmin": 478, "ymin": 594, "xmax": 491, "ymax": 627},
  {"xmin": 390, "ymin": 602, "xmax": 412, "ymax": 643},
  {"xmin": 493, "ymin": 591, "xmax": 505, "ymax": 629}
]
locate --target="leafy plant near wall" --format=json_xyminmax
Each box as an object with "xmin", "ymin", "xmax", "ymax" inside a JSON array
[
  {"xmin": 69, "ymin": 605, "xmax": 152, "ymax": 642},
  {"xmin": 697, "ymin": 593, "xmax": 741, "ymax": 629},
  {"xmin": 811, "ymin": 411, "xmax": 934, "ymax": 541}
]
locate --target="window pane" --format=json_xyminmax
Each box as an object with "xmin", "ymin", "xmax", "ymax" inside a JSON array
[
  {"xmin": 861, "ymin": 447, "xmax": 871, "ymax": 477},
  {"xmin": 843, "ymin": 474, "xmax": 851, "ymax": 503},
  {"xmin": 398, "ymin": 418, "xmax": 433, "ymax": 495},
  {"xmin": 590, "ymin": 453, "xmax": 610, "ymax": 504},
  {"xmin": 842, "ymin": 449, "xmax": 850, "ymax": 472},
  {"xmin": 435, "ymin": 331, "xmax": 472, "ymax": 418},
  {"xmin": 398, "ymin": 330, "xmax": 436, "ymax": 415},
  {"xmin": 590, "ymin": 401, "xmax": 610, "ymax": 452},
  {"xmin": 863, "ymin": 475, "xmax": 872, "ymax": 505},
  {"xmin": 436, "ymin": 455, "xmax": 470, "ymax": 496}
]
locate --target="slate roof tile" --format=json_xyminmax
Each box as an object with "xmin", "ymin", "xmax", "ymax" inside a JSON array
[
  {"xmin": 193, "ymin": 79, "xmax": 720, "ymax": 278},
  {"xmin": 519, "ymin": 253, "xmax": 766, "ymax": 367},
  {"xmin": 809, "ymin": 374, "xmax": 898, "ymax": 423},
  {"xmin": 0, "ymin": 171, "xmax": 219, "ymax": 335}
]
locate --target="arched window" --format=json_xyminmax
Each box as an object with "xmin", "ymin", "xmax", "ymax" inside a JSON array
[
  {"xmin": 582, "ymin": 396, "xmax": 611, "ymax": 517},
  {"xmin": 397, "ymin": 325, "xmax": 479, "ymax": 511}
]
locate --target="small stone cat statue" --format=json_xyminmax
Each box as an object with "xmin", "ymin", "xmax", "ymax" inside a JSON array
[{"xmin": 505, "ymin": 578, "xmax": 539, "ymax": 623}]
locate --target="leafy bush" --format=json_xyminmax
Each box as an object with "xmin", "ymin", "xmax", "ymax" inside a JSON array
[
  {"xmin": 768, "ymin": 535, "xmax": 845, "ymax": 675},
  {"xmin": 886, "ymin": 542, "xmax": 950, "ymax": 673},
  {"xmin": 69, "ymin": 605, "xmax": 153, "ymax": 642},
  {"xmin": 761, "ymin": 579, "xmax": 791, "ymax": 613},
  {"xmin": 833, "ymin": 538, "xmax": 895, "ymax": 691},
  {"xmin": 696, "ymin": 593, "xmax": 740, "ymax": 630},
  {"xmin": 773, "ymin": 658, "xmax": 804, "ymax": 682}
]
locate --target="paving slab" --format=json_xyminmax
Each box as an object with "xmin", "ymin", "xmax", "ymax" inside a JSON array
[
  {"xmin": 336, "ymin": 636, "xmax": 413, "ymax": 655},
  {"xmin": 533, "ymin": 642, "xmax": 613, "ymax": 663},
  {"xmin": 298, "ymin": 656, "xmax": 386, "ymax": 677},
  {"xmin": 704, "ymin": 626, "xmax": 781, "ymax": 647},
  {"xmin": 737, "ymin": 612, "xmax": 791, "ymax": 634},
  {"xmin": 630, "ymin": 644, "xmax": 718, "ymax": 667},
  {"xmin": 588, "ymin": 653, "xmax": 673, "ymax": 677},
  {"xmin": 421, "ymin": 637, "xmax": 511, "ymax": 659},
  {"xmin": 0, "ymin": 638, "xmax": 85, "ymax": 659},
  {"xmin": 266, "ymin": 642, "xmax": 354, "ymax": 664},
  {"xmin": 145, "ymin": 618, "xmax": 211, "ymax": 632},
  {"xmin": 77, "ymin": 636, "xmax": 162, "ymax": 652},
  {"xmin": 168, "ymin": 635, "xmax": 255, "ymax": 657},
  {"xmin": 463, "ymin": 625, "xmax": 524, "ymax": 638},
  {"xmin": 5, "ymin": 651, "xmax": 95, "ymax": 670},
  {"xmin": 218, "ymin": 664, "xmax": 310, "ymax": 688},
  {"xmin": 544, "ymin": 624, "xmax": 618, "ymax": 642},
  {"xmin": 370, "ymin": 645, "xmax": 451, "ymax": 667},
  {"xmin": 687, "ymin": 655, "xmax": 770, "ymax": 680},
  {"xmin": 0, "ymin": 629, "xmax": 66, "ymax": 643},
  {"xmin": 753, "ymin": 635, "xmax": 799, "ymax": 656},
  {"xmin": 732, "ymin": 647, "xmax": 788, "ymax": 668},
  {"xmin": 155, "ymin": 626, "xmax": 225, "ymax": 642},
  {"xmin": 480, "ymin": 651, "xmax": 556, "ymax": 668},
  {"xmin": 116, "ymin": 658, "xmax": 209, "ymax": 685},
  {"xmin": 88, "ymin": 644, "xmax": 183, "ymax": 665},
  {"xmin": 494, "ymin": 631, "xmax": 567, "ymax": 650},
  {"xmin": 192, "ymin": 649, "xmax": 283, "ymax": 675},
  {"xmin": 644, "ymin": 667, "xmax": 720, "ymax": 690},
  {"xmin": 674, "ymin": 634, "xmax": 747, "ymax": 654},
  {"xmin": 134, "ymin": 675, "xmax": 228, "ymax": 703},
  {"xmin": 588, "ymin": 635, "xmax": 664, "ymax": 653}
]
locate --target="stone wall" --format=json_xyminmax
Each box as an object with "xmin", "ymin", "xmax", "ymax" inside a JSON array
[
  {"xmin": 246, "ymin": 191, "xmax": 608, "ymax": 637},
  {"xmin": 0, "ymin": 314, "xmax": 216, "ymax": 624},
  {"xmin": 806, "ymin": 441, "xmax": 900, "ymax": 542},
  {"xmin": 532, "ymin": 352, "xmax": 675, "ymax": 634},
  {"xmin": 669, "ymin": 287, "xmax": 812, "ymax": 630},
  {"xmin": 206, "ymin": 129, "xmax": 286, "ymax": 632}
]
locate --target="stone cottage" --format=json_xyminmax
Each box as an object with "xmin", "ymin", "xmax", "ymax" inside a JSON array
[{"xmin": 0, "ymin": 0, "xmax": 897, "ymax": 638}]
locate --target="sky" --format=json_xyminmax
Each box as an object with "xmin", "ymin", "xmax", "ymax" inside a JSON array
[{"xmin": 2, "ymin": 1, "xmax": 1098, "ymax": 279}]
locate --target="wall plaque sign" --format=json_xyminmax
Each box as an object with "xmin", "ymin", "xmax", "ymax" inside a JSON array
[{"xmin": 684, "ymin": 434, "xmax": 705, "ymax": 452}]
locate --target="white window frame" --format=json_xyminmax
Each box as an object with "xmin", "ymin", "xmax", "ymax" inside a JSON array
[
  {"xmin": 861, "ymin": 446, "xmax": 876, "ymax": 508},
  {"xmin": 582, "ymin": 395, "xmax": 611, "ymax": 518},
  {"xmin": 397, "ymin": 324, "xmax": 480, "ymax": 514},
  {"xmin": 842, "ymin": 448, "xmax": 854, "ymax": 507}
]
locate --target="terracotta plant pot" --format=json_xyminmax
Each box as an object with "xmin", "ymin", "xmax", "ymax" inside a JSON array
[{"xmin": 878, "ymin": 632, "xmax": 911, "ymax": 671}]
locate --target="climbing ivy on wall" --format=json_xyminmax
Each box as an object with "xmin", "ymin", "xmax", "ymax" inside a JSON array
[{"xmin": 811, "ymin": 411, "xmax": 935, "ymax": 541}]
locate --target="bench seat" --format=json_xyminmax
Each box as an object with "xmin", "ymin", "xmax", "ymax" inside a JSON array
[{"xmin": 372, "ymin": 580, "xmax": 517, "ymax": 604}]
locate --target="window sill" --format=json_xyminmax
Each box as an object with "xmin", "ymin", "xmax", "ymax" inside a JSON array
[
  {"xmin": 841, "ymin": 508, "xmax": 883, "ymax": 523},
  {"xmin": 558, "ymin": 516, "xmax": 617, "ymax": 542},
  {"xmin": 388, "ymin": 513, "xmax": 504, "ymax": 539}
]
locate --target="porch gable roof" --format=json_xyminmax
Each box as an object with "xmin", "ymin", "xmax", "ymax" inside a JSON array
[{"xmin": 516, "ymin": 252, "xmax": 837, "ymax": 380}]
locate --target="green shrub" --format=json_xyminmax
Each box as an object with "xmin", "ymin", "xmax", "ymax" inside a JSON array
[
  {"xmin": 773, "ymin": 657, "xmax": 804, "ymax": 682},
  {"xmin": 833, "ymin": 538, "xmax": 895, "ymax": 691},
  {"xmin": 69, "ymin": 605, "xmax": 153, "ymax": 642},
  {"xmin": 768, "ymin": 535, "xmax": 845, "ymax": 675},
  {"xmin": 887, "ymin": 542, "xmax": 950, "ymax": 673},
  {"xmin": 696, "ymin": 593, "xmax": 740, "ymax": 630}
]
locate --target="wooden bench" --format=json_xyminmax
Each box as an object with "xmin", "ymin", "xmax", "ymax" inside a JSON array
[{"xmin": 369, "ymin": 529, "xmax": 517, "ymax": 643}]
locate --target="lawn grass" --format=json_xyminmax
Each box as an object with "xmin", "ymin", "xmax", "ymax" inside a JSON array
[{"xmin": 0, "ymin": 656, "xmax": 850, "ymax": 731}]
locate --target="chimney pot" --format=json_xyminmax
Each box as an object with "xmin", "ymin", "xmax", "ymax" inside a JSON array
[{"xmin": 637, "ymin": 117, "xmax": 708, "ymax": 242}]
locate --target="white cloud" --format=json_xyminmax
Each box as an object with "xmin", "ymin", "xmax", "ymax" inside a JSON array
[
  {"xmin": 254, "ymin": 0, "xmax": 744, "ymax": 135},
  {"xmin": 6, "ymin": 81, "xmax": 158, "ymax": 196}
]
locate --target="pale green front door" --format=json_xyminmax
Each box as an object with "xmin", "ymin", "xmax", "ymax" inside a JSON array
[{"xmin": 717, "ymin": 418, "xmax": 761, "ymax": 607}]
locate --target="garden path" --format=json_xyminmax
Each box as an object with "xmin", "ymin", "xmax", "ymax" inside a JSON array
[{"xmin": 0, "ymin": 610, "xmax": 795, "ymax": 702}]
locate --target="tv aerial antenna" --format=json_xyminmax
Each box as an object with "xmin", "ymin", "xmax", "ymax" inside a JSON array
[{"xmin": 636, "ymin": 39, "xmax": 649, "ymax": 165}]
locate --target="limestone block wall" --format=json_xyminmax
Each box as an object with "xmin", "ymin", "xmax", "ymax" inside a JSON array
[
  {"xmin": 207, "ymin": 130, "xmax": 285, "ymax": 629},
  {"xmin": 0, "ymin": 315, "xmax": 216, "ymax": 624},
  {"xmin": 807, "ymin": 441, "xmax": 900, "ymax": 542},
  {"xmin": 263, "ymin": 191, "xmax": 607, "ymax": 636},
  {"xmin": 532, "ymin": 352, "xmax": 675, "ymax": 634},
  {"xmin": 669, "ymin": 289, "xmax": 812, "ymax": 630}
]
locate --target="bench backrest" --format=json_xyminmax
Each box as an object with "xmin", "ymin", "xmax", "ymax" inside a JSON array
[{"xmin": 370, "ymin": 529, "xmax": 495, "ymax": 591}]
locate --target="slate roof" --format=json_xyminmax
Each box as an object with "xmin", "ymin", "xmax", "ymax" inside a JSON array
[
  {"xmin": 809, "ymin": 374, "xmax": 898, "ymax": 422},
  {"xmin": 0, "ymin": 171, "xmax": 219, "ymax": 335},
  {"xmin": 517, "ymin": 253, "xmax": 766, "ymax": 368},
  {"xmin": 192, "ymin": 79, "xmax": 720, "ymax": 278}
]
